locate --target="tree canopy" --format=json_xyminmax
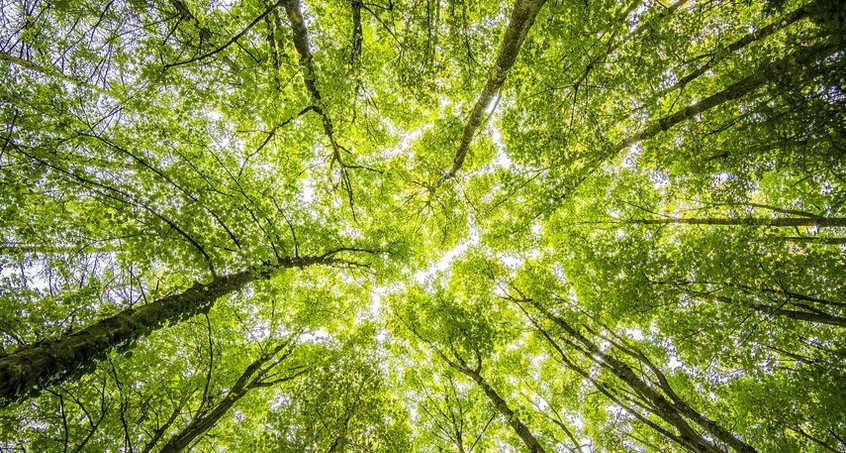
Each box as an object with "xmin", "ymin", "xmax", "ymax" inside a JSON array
[{"xmin": 0, "ymin": 0, "xmax": 844, "ymax": 451}]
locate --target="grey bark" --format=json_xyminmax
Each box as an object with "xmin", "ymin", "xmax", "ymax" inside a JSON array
[{"xmin": 444, "ymin": 0, "xmax": 547, "ymax": 181}]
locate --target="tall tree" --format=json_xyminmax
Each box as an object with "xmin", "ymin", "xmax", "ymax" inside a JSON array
[{"xmin": 1, "ymin": 0, "xmax": 844, "ymax": 451}]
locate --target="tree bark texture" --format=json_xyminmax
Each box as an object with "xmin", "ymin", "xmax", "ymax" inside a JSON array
[{"xmin": 445, "ymin": 0, "xmax": 547, "ymax": 180}]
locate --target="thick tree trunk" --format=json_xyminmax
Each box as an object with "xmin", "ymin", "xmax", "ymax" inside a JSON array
[
  {"xmin": 0, "ymin": 254, "xmax": 336, "ymax": 405},
  {"xmin": 657, "ymin": 1, "xmax": 817, "ymax": 98},
  {"xmin": 284, "ymin": 0, "xmax": 338, "ymax": 147},
  {"xmin": 350, "ymin": 0, "xmax": 363, "ymax": 67},
  {"xmin": 404, "ymin": 320, "xmax": 547, "ymax": 453},
  {"xmin": 736, "ymin": 300, "xmax": 845, "ymax": 328},
  {"xmin": 283, "ymin": 0, "xmax": 356, "ymax": 202},
  {"xmin": 444, "ymin": 0, "xmax": 547, "ymax": 181},
  {"xmin": 284, "ymin": 0, "xmax": 322, "ymax": 102},
  {"xmin": 0, "ymin": 271, "xmax": 252, "ymax": 404},
  {"xmin": 688, "ymin": 292, "xmax": 846, "ymax": 328}
]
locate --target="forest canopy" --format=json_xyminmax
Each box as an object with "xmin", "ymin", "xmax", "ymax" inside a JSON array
[{"xmin": 0, "ymin": 0, "xmax": 844, "ymax": 451}]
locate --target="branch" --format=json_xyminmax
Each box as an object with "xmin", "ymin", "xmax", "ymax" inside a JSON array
[{"xmin": 164, "ymin": 0, "xmax": 284, "ymax": 70}]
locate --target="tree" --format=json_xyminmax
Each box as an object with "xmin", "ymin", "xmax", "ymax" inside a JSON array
[{"xmin": 1, "ymin": 0, "xmax": 844, "ymax": 451}]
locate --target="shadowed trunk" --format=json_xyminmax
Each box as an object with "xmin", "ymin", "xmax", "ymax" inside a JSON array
[
  {"xmin": 156, "ymin": 342, "xmax": 302, "ymax": 452},
  {"xmin": 350, "ymin": 0, "xmax": 363, "ymax": 67},
  {"xmin": 402, "ymin": 319, "xmax": 547, "ymax": 453},
  {"xmin": 613, "ymin": 42, "xmax": 838, "ymax": 154},
  {"xmin": 461, "ymin": 367, "xmax": 548, "ymax": 453},
  {"xmin": 657, "ymin": 1, "xmax": 818, "ymax": 98},
  {"xmin": 0, "ymin": 254, "xmax": 341, "ymax": 405}
]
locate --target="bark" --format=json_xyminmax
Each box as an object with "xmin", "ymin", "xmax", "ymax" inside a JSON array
[
  {"xmin": 631, "ymin": 217, "xmax": 846, "ymax": 227},
  {"xmin": 779, "ymin": 236, "xmax": 846, "ymax": 245},
  {"xmin": 462, "ymin": 368, "xmax": 547, "ymax": 453},
  {"xmin": 549, "ymin": 41, "xmax": 838, "ymax": 205},
  {"xmin": 156, "ymin": 342, "xmax": 299, "ymax": 452},
  {"xmin": 657, "ymin": 1, "xmax": 817, "ymax": 98},
  {"xmin": 0, "ymin": 253, "xmax": 343, "ymax": 405},
  {"xmin": 0, "ymin": 271, "xmax": 247, "ymax": 404},
  {"xmin": 710, "ymin": 295, "xmax": 846, "ymax": 328},
  {"xmin": 350, "ymin": 0, "xmax": 363, "ymax": 68},
  {"xmin": 752, "ymin": 305, "xmax": 846, "ymax": 327},
  {"xmin": 142, "ymin": 400, "xmax": 186, "ymax": 453},
  {"xmin": 444, "ymin": 0, "xmax": 547, "ymax": 181},
  {"xmin": 525, "ymin": 298, "xmax": 757, "ymax": 453},
  {"xmin": 283, "ymin": 0, "xmax": 357, "ymax": 205},
  {"xmin": 656, "ymin": 280, "xmax": 846, "ymax": 309},
  {"xmin": 401, "ymin": 319, "xmax": 547, "ymax": 453},
  {"xmin": 518, "ymin": 302, "xmax": 706, "ymax": 453},
  {"xmin": 613, "ymin": 42, "xmax": 838, "ymax": 155},
  {"xmin": 284, "ymin": 0, "xmax": 322, "ymax": 103}
]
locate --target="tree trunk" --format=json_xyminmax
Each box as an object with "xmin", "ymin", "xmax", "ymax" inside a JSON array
[
  {"xmin": 657, "ymin": 1, "xmax": 817, "ymax": 98},
  {"xmin": 350, "ymin": 0, "xmax": 363, "ymax": 68},
  {"xmin": 156, "ymin": 342, "xmax": 296, "ymax": 452},
  {"xmin": 0, "ymin": 271, "xmax": 250, "ymax": 404},
  {"xmin": 693, "ymin": 293, "xmax": 846, "ymax": 328},
  {"xmin": 526, "ymin": 298, "xmax": 757, "ymax": 453},
  {"xmin": 461, "ymin": 368, "xmax": 547, "ymax": 453},
  {"xmin": 404, "ymin": 319, "xmax": 547, "ymax": 453},
  {"xmin": 613, "ymin": 42, "xmax": 838, "ymax": 154},
  {"xmin": 0, "ymin": 254, "xmax": 336, "ymax": 405},
  {"xmin": 283, "ymin": 0, "xmax": 354, "ymax": 196},
  {"xmin": 445, "ymin": 0, "xmax": 547, "ymax": 181},
  {"xmin": 632, "ymin": 217, "xmax": 846, "ymax": 227},
  {"xmin": 745, "ymin": 302, "xmax": 846, "ymax": 328}
]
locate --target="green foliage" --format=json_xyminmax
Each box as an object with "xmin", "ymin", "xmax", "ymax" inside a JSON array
[{"xmin": 0, "ymin": 0, "xmax": 844, "ymax": 451}]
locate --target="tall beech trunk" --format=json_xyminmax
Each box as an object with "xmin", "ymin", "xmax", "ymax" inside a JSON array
[
  {"xmin": 524, "ymin": 298, "xmax": 758, "ymax": 453},
  {"xmin": 550, "ymin": 41, "xmax": 838, "ymax": 205},
  {"xmin": 444, "ymin": 0, "xmax": 547, "ymax": 181},
  {"xmin": 349, "ymin": 0, "xmax": 363, "ymax": 68},
  {"xmin": 517, "ymin": 302, "xmax": 715, "ymax": 453},
  {"xmin": 658, "ymin": 284, "xmax": 846, "ymax": 328},
  {"xmin": 283, "ymin": 0, "xmax": 357, "ymax": 203},
  {"xmin": 0, "ymin": 254, "xmax": 337, "ymax": 405},
  {"xmin": 712, "ymin": 295, "xmax": 846, "ymax": 328},
  {"xmin": 631, "ymin": 217, "xmax": 846, "ymax": 227},
  {"xmin": 284, "ymin": 0, "xmax": 339, "ymax": 151},
  {"xmin": 780, "ymin": 236, "xmax": 846, "ymax": 245}
]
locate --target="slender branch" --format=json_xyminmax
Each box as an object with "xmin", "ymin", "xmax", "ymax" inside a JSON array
[{"xmin": 164, "ymin": 0, "xmax": 284, "ymax": 69}]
